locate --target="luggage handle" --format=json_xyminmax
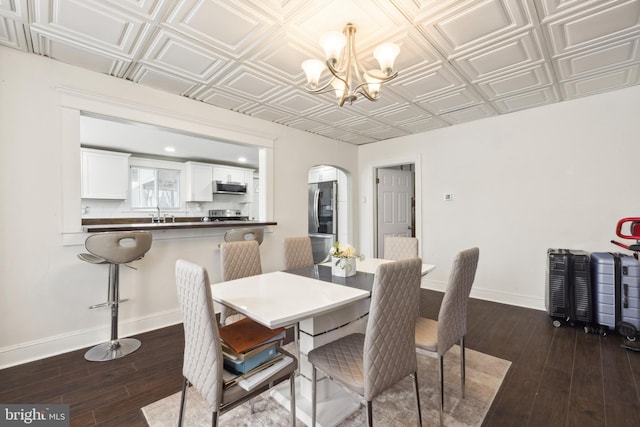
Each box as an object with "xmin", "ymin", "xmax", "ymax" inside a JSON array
[
  {"xmin": 623, "ymin": 283, "xmax": 629, "ymax": 309},
  {"xmin": 615, "ymin": 217, "xmax": 640, "ymax": 239}
]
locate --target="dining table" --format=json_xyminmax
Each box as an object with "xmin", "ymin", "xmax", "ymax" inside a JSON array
[{"xmin": 212, "ymin": 257, "xmax": 436, "ymax": 427}]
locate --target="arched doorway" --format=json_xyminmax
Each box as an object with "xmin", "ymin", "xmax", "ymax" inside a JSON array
[{"xmin": 308, "ymin": 165, "xmax": 351, "ymax": 263}]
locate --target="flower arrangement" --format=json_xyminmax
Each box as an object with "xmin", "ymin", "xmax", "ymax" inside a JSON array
[{"xmin": 329, "ymin": 241, "xmax": 364, "ymax": 277}]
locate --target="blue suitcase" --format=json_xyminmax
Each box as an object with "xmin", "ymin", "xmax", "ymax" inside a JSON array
[{"xmin": 590, "ymin": 252, "xmax": 640, "ymax": 338}]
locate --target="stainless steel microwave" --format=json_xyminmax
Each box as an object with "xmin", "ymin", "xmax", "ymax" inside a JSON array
[{"xmin": 213, "ymin": 180, "xmax": 247, "ymax": 194}]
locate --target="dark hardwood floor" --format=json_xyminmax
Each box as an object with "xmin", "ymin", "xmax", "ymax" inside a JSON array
[{"xmin": 1, "ymin": 289, "xmax": 639, "ymax": 426}]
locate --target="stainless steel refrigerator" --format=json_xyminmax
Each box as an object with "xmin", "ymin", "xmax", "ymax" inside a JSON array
[{"xmin": 308, "ymin": 180, "xmax": 337, "ymax": 263}]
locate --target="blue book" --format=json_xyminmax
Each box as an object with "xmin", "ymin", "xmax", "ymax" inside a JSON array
[{"xmin": 223, "ymin": 343, "xmax": 279, "ymax": 374}]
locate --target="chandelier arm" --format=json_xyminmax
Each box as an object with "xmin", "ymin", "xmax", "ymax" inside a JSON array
[
  {"xmin": 304, "ymin": 76, "xmax": 337, "ymax": 94},
  {"xmin": 354, "ymin": 83, "xmax": 379, "ymax": 101},
  {"xmin": 304, "ymin": 86, "xmax": 340, "ymax": 96},
  {"xmin": 326, "ymin": 61, "xmax": 349, "ymax": 107},
  {"xmin": 356, "ymin": 87, "xmax": 378, "ymax": 102},
  {"xmin": 374, "ymin": 71, "xmax": 399, "ymax": 82}
]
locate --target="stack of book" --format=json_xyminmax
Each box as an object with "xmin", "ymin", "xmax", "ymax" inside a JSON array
[{"xmin": 219, "ymin": 317, "xmax": 289, "ymax": 390}]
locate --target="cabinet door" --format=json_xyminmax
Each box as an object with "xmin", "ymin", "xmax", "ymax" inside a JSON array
[
  {"xmin": 243, "ymin": 170, "xmax": 254, "ymax": 205},
  {"xmin": 186, "ymin": 162, "xmax": 213, "ymax": 202},
  {"xmin": 213, "ymin": 166, "xmax": 245, "ymax": 183},
  {"xmin": 81, "ymin": 148, "xmax": 130, "ymax": 199}
]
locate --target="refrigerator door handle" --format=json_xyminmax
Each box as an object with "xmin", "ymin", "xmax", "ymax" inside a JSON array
[
  {"xmin": 331, "ymin": 181, "xmax": 337, "ymax": 235},
  {"xmin": 313, "ymin": 188, "xmax": 320, "ymax": 230}
]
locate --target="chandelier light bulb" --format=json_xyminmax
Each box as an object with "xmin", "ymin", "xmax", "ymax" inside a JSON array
[
  {"xmin": 302, "ymin": 59, "xmax": 326, "ymax": 89},
  {"xmin": 374, "ymin": 42, "xmax": 400, "ymax": 75},
  {"xmin": 331, "ymin": 79, "xmax": 346, "ymax": 100},
  {"xmin": 364, "ymin": 73, "xmax": 382, "ymax": 98},
  {"xmin": 320, "ymin": 31, "xmax": 346, "ymax": 63}
]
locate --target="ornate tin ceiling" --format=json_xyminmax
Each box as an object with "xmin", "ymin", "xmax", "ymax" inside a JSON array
[{"xmin": 2, "ymin": 0, "xmax": 639, "ymax": 144}]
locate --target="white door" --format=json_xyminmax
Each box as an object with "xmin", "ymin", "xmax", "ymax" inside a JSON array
[{"xmin": 377, "ymin": 168, "xmax": 414, "ymax": 256}]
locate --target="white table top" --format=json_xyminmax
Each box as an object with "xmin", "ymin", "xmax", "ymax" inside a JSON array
[
  {"xmin": 322, "ymin": 257, "xmax": 436, "ymax": 276},
  {"xmin": 212, "ymin": 271, "xmax": 370, "ymax": 329},
  {"xmin": 212, "ymin": 258, "xmax": 436, "ymax": 329}
]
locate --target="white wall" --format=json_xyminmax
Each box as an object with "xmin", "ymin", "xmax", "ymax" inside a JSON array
[
  {"xmin": 4, "ymin": 42, "xmax": 639, "ymax": 368},
  {"xmin": 359, "ymin": 85, "xmax": 640, "ymax": 310},
  {"xmin": 0, "ymin": 46, "xmax": 358, "ymax": 368}
]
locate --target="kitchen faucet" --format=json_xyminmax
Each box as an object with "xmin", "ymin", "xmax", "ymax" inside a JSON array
[{"xmin": 150, "ymin": 206, "xmax": 164, "ymax": 223}]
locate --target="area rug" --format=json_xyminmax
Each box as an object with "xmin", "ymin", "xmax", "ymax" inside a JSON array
[{"xmin": 142, "ymin": 346, "xmax": 510, "ymax": 427}]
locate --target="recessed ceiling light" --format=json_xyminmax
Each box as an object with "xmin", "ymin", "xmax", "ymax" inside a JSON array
[
  {"xmin": 164, "ymin": 146, "xmax": 176, "ymax": 153},
  {"xmin": 238, "ymin": 157, "xmax": 247, "ymax": 162}
]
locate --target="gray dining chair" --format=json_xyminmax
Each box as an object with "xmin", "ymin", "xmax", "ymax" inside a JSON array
[
  {"xmin": 308, "ymin": 257, "xmax": 424, "ymax": 427},
  {"xmin": 282, "ymin": 236, "xmax": 314, "ymax": 369},
  {"xmin": 384, "ymin": 236, "xmax": 419, "ymax": 260},
  {"xmin": 283, "ymin": 236, "xmax": 314, "ymax": 269},
  {"xmin": 219, "ymin": 240, "xmax": 262, "ymax": 325},
  {"xmin": 414, "ymin": 247, "xmax": 479, "ymax": 426},
  {"xmin": 174, "ymin": 259, "xmax": 297, "ymax": 427}
]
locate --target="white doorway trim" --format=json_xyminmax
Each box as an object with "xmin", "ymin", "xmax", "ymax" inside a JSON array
[{"xmin": 370, "ymin": 155, "xmax": 422, "ymax": 258}]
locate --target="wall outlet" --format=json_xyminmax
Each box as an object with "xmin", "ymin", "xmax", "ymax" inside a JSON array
[{"xmin": 444, "ymin": 192, "xmax": 454, "ymax": 201}]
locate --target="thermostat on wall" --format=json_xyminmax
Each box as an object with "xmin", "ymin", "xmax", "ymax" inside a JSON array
[{"xmin": 443, "ymin": 192, "xmax": 454, "ymax": 201}]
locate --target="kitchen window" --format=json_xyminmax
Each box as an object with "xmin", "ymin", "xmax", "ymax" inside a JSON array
[{"xmin": 130, "ymin": 166, "xmax": 181, "ymax": 209}]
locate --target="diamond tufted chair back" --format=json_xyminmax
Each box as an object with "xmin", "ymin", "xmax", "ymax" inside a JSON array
[
  {"xmin": 384, "ymin": 236, "xmax": 418, "ymax": 260},
  {"xmin": 283, "ymin": 236, "xmax": 315, "ymax": 270},
  {"xmin": 219, "ymin": 240, "xmax": 262, "ymax": 325}
]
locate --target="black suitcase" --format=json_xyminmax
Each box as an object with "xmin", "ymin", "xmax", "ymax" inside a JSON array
[
  {"xmin": 590, "ymin": 252, "xmax": 640, "ymax": 338},
  {"xmin": 546, "ymin": 249, "xmax": 592, "ymax": 327}
]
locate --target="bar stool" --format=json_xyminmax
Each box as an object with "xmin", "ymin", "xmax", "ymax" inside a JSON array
[
  {"xmin": 224, "ymin": 228, "xmax": 264, "ymax": 245},
  {"xmin": 78, "ymin": 231, "xmax": 152, "ymax": 361}
]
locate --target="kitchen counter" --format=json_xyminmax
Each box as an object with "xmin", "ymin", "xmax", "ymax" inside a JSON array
[{"xmin": 82, "ymin": 219, "xmax": 277, "ymax": 233}]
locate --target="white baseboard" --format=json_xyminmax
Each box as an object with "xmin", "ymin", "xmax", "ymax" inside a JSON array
[
  {"xmin": 421, "ymin": 279, "xmax": 546, "ymax": 312},
  {"xmin": 0, "ymin": 309, "xmax": 183, "ymax": 369}
]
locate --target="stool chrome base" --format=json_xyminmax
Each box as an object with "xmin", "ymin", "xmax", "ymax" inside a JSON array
[{"xmin": 84, "ymin": 338, "xmax": 141, "ymax": 362}]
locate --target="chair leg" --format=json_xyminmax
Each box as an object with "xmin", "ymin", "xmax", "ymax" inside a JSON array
[
  {"xmin": 366, "ymin": 401, "xmax": 373, "ymax": 427},
  {"xmin": 178, "ymin": 377, "xmax": 188, "ymax": 427},
  {"xmin": 289, "ymin": 372, "xmax": 296, "ymax": 426},
  {"xmin": 439, "ymin": 355, "xmax": 444, "ymax": 426},
  {"xmin": 311, "ymin": 366, "xmax": 317, "ymax": 427},
  {"xmin": 460, "ymin": 336, "xmax": 466, "ymax": 399},
  {"xmin": 412, "ymin": 372, "xmax": 422, "ymax": 427},
  {"xmin": 211, "ymin": 411, "xmax": 218, "ymax": 427},
  {"xmin": 294, "ymin": 322, "xmax": 300, "ymax": 375}
]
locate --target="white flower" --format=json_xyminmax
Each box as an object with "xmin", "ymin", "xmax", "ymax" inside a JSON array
[{"xmin": 329, "ymin": 241, "xmax": 364, "ymax": 261}]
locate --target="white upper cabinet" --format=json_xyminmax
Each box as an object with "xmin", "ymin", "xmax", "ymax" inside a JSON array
[
  {"xmin": 81, "ymin": 148, "xmax": 130, "ymax": 199},
  {"xmin": 212, "ymin": 165, "xmax": 247, "ymax": 184},
  {"xmin": 308, "ymin": 165, "xmax": 338, "ymax": 183},
  {"xmin": 185, "ymin": 162, "xmax": 214, "ymax": 202}
]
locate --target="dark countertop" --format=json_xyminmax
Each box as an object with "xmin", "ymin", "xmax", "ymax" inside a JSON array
[{"xmin": 82, "ymin": 218, "xmax": 277, "ymax": 233}]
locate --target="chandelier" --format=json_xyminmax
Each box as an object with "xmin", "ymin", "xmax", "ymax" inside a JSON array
[{"xmin": 301, "ymin": 23, "xmax": 400, "ymax": 107}]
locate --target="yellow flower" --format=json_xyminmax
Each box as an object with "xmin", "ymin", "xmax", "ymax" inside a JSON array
[{"xmin": 329, "ymin": 241, "xmax": 364, "ymax": 260}]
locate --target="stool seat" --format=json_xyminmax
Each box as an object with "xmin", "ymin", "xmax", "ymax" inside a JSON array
[
  {"xmin": 78, "ymin": 231, "xmax": 152, "ymax": 362},
  {"xmin": 77, "ymin": 253, "xmax": 108, "ymax": 264},
  {"xmin": 224, "ymin": 228, "xmax": 264, "ymax": 245}
]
